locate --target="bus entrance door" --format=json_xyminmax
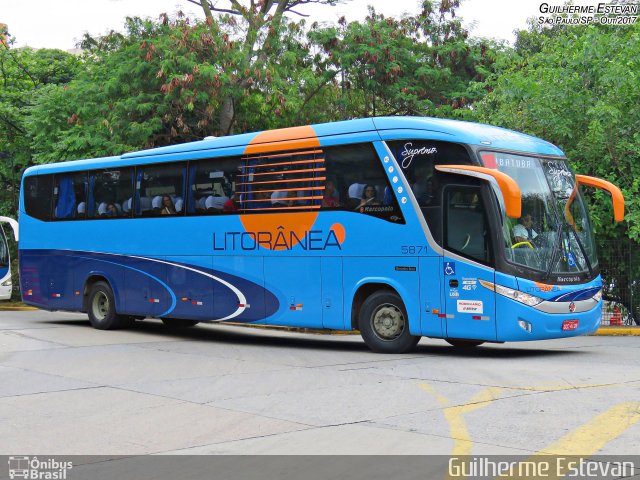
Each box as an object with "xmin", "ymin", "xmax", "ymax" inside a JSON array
[
  {"xmin": 443, "ymin": 259, "xmax": 496, "ymax": 341},
  {"xmin": 441, "ymin": 185, "xmax": 497, "ymax": 341}
]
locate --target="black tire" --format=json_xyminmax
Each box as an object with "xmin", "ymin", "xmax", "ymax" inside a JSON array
[
  {"xmin": 358, "ymin": 290, "xmax": 421, "ymax": 354},
  {"xmin": 161, "ymin": 318, "xmax": 200, "ymax": 328},
  {"xmin": 445, "ymin": 339, "xmax": 485, "ymax": 348},
  {"xmin": 87, "ymin": 281, "xmax": 128, "ymax": 330}
]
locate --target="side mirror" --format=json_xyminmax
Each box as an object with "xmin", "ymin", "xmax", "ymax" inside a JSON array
[
  {"xmin": 574, "ymin": 175, "xmax": 625, "ymax": 222},
  {"xmin": 435, "ymin": 165, "xmax": 522, "ymax": 218}
]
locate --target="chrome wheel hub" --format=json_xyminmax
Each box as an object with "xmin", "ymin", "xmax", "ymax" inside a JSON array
[
  {"xmin": 371, "ymin": 304, "xmax": 405, "ymax": 340},
  {"xmin": 92, "ymin": 292, "xmax": 109, "ymax": 321}
]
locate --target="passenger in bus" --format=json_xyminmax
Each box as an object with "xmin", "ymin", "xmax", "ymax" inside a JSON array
[
  {"xmin": 413, "ymin": 179, "xmax": 435, "ymax": 205},
  {"xmin": 205, "ymin": 195, "xmax": 227, "ymax": 213},
  {"xmin": 513, "ymin": 211, "xmax": 538, "ymax": 243},
  {"xmin": 323, "ymin": 180, "xmax": 340, "ymax": 207},
  {"xmin": 271, "ymin": 191, "xmax": 293, "ymax": 207},
  {"xmin": 358, "ymin": 184, "xmax": 380, "ymax": 209},
  {"xmin": 105, "ymin": 203, "xmax": 119, "ymax": 217},
  {"xmin": 347, "ymin": 183, "xmax": 365, "ymax": 209},
  {"xmin": 160, "ymin": 195, "xmax": 177, "ymax": 215},
  {"xmin": 223, "ymin": 193, "xmax": 238, "ymax": 212}
]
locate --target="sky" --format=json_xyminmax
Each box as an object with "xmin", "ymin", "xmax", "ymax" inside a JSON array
[{"xmin": 0, "ymin": 0, "xmax": 548, "ymax": 50}]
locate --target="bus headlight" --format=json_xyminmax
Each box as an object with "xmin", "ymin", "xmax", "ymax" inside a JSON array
[
  {"xmin": 479, "ymin": 280, "xmax": 543, "ymax": 307},
  {"xmin": 1, "ymin": 278, "xmax": 11, "ymax": 287},
  {"xmin": 592, "ymin": 289, "xmax": 602, "ymax": 302}
]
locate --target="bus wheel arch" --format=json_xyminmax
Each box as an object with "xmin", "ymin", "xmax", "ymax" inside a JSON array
[{"xmin": 352, "ymin": 283, "xmax": 420, "ymax": 354}]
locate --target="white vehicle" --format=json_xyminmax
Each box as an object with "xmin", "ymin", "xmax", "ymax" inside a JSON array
[{"xmin": 0, "ymin": 216, "xmax": 18, "ymax": 301}]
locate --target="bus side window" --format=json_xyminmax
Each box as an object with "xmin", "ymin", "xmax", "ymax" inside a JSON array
[
  {"xmin": 187, "ymin": 156, "xmax": 241, "ymax": 215},
  {"xmin": 135, "ymin": 163, "xmax": 186, "ymax": 217},
  {"xmin": 53, "ymin": 172, "xmax": 87, "ymax": 220},
  {"xmin": 239, "ymin": 149, "xmax": 324, "ymax": 213},
  {"xmin": 89, "ymin": 169, "xmax": 134, "ymax": 219},
  {"xmin": 23, "ymin": 175, "xmax": 54, "ymax": 222},
  {"xmin": 323, "ymin": 143, "xmax": 404, "ymax": 223}
]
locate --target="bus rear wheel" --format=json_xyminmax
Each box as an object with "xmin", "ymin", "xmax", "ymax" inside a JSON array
[
  {"xmin": 445, "ymin": 339, "xmax": 485, "ymax": 348},
  {"xmin": 87, "ymin": 281, "xmax": 129, "ymax": 330},
  {"xmin": 161, "ymin": 318, "xmax": 200, "ymax": 328},
  {"xmin": 358, "ymin": 290, "xmax": 420, "ymax": 354}
]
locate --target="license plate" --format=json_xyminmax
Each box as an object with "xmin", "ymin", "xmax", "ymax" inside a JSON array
[{"xmin": 562, "ymin": 320, "xmax": 579, "ymax": 331}]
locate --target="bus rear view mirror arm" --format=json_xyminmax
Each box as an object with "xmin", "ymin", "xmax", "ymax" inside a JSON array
[
  {"xmin": 0, "ymin": 216, "xmax": 19, "ymax": 242},
  {"xmin": 574, "ymin": 175, "xmax": 625, "ymax": 222},
  {"xmin": 435, "ymin": 165, "xmax": 522, "ymax": 219}
]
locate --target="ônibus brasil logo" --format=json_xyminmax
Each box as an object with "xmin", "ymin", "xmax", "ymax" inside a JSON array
[{"xmin": 8, "ymin": 456, "xmax": 73, "ymax": 480}]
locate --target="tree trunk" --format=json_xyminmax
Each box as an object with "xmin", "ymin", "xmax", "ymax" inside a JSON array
[{"xmin": 220, "ymin": 96, "xmax": 235, "ymax": 135}]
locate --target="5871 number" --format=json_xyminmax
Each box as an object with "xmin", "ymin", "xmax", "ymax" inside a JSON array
[{"xmin": 400, "ymin": 246, "xmax": 428, "ymax": 255}]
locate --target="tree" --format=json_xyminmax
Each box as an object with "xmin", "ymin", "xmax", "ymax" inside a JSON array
[
  {"xmin": 308, "ymin": 1, "xmax": 502, "ymax": 119},
  {"xmin": 187, "ymin": 0, "xmax": 341, "ymax": 134},
  {"xmin": 0, "ymin": 39, "xmax": 80, "ymax": 215}
]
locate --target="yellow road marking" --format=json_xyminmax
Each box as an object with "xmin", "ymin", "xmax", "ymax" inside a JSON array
[
  {"xmin": 496, "ymin": 402, "xmax": 640, "ymax": 479},
  {"xmin": 538, "ymin": 402, "xmax": 640, "ymax": 456},
  {"xmin": 420, "ymin": 383, "xmax": 640, "ymax": 480},
  {"xmin": 419, "ymin": 384, "xmax": 502, "ymax": 456}
]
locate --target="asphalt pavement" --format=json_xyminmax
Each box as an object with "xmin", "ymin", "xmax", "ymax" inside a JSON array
[{"xmin": 1, "ymin": 310, "xmax": 639, "ymax": 456}]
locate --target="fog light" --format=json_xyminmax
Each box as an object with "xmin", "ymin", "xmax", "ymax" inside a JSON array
[{"xmin": 518, "ymin": 320, "xmax": 532, "ymax": 333}]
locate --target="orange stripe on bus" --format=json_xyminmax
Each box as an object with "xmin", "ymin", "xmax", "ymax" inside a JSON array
[
  {"xmin": 241, "ymin": 205, "xmax": 321, "ymax": 212},
  {"xmin": 239, "ymin": 158, "xmax": 325, "ymax": 169},
  {"xmin": 238, "ymin": 195, "xmax": 323, "ymax": 204},
  {"xmin": 248, "ymin": 186, "xmax": 325, "ymax": 195},
  {"xmin": 237, "ymin": 176, "xmax": 326, "ymax": 186},
  {"xmin": 242, "ymin": 149, "xmax": 323, "ymax": 161},
  {"xmin": 237, "ymin": 167, "xmax": 326, "ymax": 178}
]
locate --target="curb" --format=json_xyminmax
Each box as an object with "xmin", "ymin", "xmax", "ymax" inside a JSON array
[
  {"xmin": 0, "ymin": 306, "xmax": 39, "ymax": 311},
  {"xmin": 593, "ymin": 327, "xmax": 640, "ymax": 336}
]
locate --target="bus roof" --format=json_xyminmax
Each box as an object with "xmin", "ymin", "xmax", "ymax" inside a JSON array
[{"xmin": 25, "ymin": 116, "xmax": 564, "ymax": 176}]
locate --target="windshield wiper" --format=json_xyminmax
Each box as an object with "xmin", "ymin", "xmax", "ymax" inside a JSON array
[
  {"xmin": 544, "ymin": 220, "xmax": 563, "ymax": 281},
  {"xmin": 567, "ymin": 223, "xmax": 593, "ymax": 277}
]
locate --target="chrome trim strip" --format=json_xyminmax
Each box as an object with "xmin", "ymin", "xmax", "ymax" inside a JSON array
[{"xmin": 533, "ymin": 298, "xmax": 598, "ymax": 314}]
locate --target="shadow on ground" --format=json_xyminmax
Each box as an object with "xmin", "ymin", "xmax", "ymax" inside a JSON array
[{"xmin": 38, "ymin": 316, "xmax": 587, "ymax": 359}]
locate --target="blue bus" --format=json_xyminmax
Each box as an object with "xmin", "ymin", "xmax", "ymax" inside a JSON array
[
  {"xmin": 0, "ymin": 216, "xmax": 18, "ymax": 300},
  {"xmin": 18, "ymin": 117, "xmax": 624, "ymax": 352}
]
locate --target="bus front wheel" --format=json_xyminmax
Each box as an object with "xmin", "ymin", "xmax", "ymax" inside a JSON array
[
  {"xmin": 87, "ymin": 281, "xmax": 129, "ymax": 330},
  {"xmin": 358, "ymin": 290, "xmax": 420, "ymax": 354}
]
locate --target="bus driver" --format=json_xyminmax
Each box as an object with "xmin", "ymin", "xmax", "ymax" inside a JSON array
[{"xmin": 512, "ymin": 211, "xmax": 538, "ymax": 244}]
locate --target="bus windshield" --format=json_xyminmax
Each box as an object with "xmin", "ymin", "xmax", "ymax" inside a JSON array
[
  {"xmin": 0, "ymin": 226, "xmax": 8, "ymax": 267},
  {"xmin": 480, "ymin": 151, "xmax": 597, "ymax": 277}
]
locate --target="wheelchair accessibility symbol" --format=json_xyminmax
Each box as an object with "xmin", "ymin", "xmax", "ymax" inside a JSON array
[{"xmin": 444, "ymin": 262, "xmax": 456, "ymax": 276}]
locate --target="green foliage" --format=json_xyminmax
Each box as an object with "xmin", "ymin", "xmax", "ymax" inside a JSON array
[
  {"xmin": 309, "ymin": 1, "xmax": 502, "ymax": 119},
  {"xmin": 477, "ymin": 22, "xmax": 640, "ymax": 236},
  {"xmin": 0, "ymin": 44, "xmax": 81, "ymax": 215}
]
